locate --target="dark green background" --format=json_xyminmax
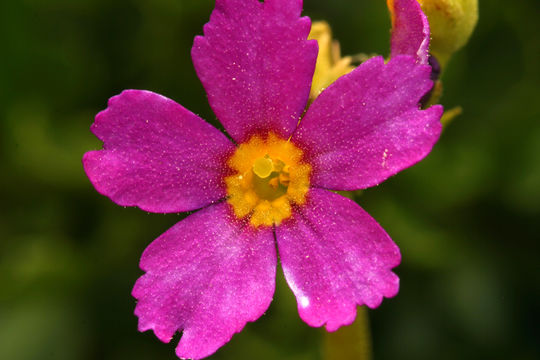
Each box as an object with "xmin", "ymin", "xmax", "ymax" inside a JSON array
[{"xmin": 1, "ymin": 1, "xmax": 538, "ymax": 359}]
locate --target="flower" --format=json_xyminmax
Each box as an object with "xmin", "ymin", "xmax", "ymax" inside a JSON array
[
  {"xmin": 388, "ymin": 0, "xmax": 432, "ymax": 64},
  {"xmin": 390, "ymin": 0, "xmax": 477, "ymax": 124},
  {"xmin": 415, "ymin": 0, "xmax": 479, "ymax": 67},
  {"xmin": 309, "ymin": 0, "xmax": 432, "ymax": 99},
  {"xmin": 83, "ymin": 0, "xmax": 442, "ymax": 359}
]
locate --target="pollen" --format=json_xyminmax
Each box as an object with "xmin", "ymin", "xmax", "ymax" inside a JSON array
[{"xmin": 225, "ymin": 132, "xmax": 311, "ymax": 228}]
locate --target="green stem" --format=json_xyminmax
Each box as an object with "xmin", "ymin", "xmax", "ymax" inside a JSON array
[{"xmin": 322, "ymin": 306, "xmax": 372, "ymax": 360}]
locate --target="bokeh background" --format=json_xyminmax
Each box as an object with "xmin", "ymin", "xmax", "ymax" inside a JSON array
[{"xmin": 1, "ymin": 0, "xmax": 538, "ymax": 359}]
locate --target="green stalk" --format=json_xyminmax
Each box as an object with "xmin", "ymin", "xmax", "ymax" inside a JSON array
[{"xmin": 322, "ymin": 306, "xmax": 372, "ymax": 360}]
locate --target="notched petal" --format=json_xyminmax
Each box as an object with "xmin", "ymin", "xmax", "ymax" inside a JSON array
[
  {"xmin": 276, "ymin": 189, "xmax": 400, "ymax": 331},
  {"xmin": 83, "ymin": 90, "xmax": 234, "ymax": 213},
  {"xmin": 293, "ymin": 55, "xmax": 443, "ymax": 191},
  {"xmin": 192, "ymin": 0, "xmax": 318, "ymax": 143},
  {"xmin": 132, "ymin": 203, "xmax": 276, "ymax": 359}
]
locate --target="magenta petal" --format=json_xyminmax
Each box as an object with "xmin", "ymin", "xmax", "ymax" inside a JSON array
[
  {"xmin": 293, "ymin": 55, "xmax": 442, "ymax": 191},
  {"xmin": 83, "ymin": 90, "xmax": 234, "ymax": 213},
  {"xmin": 192, "ymin": 0, "xmax": 317, "ymax": 143},
  {"xmin": 389, "ymin": 0, "xmax": 430, "ymax": 64},
  {"xmin": 276, "ymin": 189, "xmax": 400, "ymax": 331},
  {"xmin": 132, "ymin": 202, "xmax": 276, "ymax": 359}
]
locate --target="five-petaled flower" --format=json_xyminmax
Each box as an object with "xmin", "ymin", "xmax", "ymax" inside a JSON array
[{"xmin": 83, "ymin": 0, "xmax": 442, "ymax": 359}]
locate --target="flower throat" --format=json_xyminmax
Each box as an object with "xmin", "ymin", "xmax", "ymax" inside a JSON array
[{"xmin": 225, "ymin": 133, "xmax": 311, "ymax": 228}]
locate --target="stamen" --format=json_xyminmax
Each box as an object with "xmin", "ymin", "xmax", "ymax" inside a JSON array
[{"xmin": 253, "ymin": 156, "xmax": 273, "ymax": 179}]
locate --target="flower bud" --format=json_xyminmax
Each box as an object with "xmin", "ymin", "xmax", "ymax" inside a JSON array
[
  {"xmin": 417, "ymin": 0, "xmax": 478, "ymax": 66},
  {"xmin": 308, "ymin": 21, "xmax": 355, "ymax": 100}
]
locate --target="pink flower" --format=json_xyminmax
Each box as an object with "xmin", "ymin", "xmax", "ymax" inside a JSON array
[
  {"xmin": 388, "ymin": 0, "xmax": 432, "ymax": 65},
  {"xmin": 83, "ymin": 0, "xmax": 441, "ymax": 359}
]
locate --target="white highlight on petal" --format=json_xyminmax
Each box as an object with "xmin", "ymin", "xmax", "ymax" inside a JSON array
[
  {"xmin": 381, "ymin": 148, "xmax": 389, "ymax": 168},
  {"xmin": 283, "ymin": 267, "xmax": 310, "ymax": 309}
]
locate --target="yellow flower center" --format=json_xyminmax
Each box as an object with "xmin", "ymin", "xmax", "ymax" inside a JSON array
[{"xmin": 225, "ymin": 132, "xmax": 311, "ymax": 228}]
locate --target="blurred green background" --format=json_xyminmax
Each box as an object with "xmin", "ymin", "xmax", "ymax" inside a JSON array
[{"xmin": 1, "ymin": 0, "xmax": 538, "ymax": 359}]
